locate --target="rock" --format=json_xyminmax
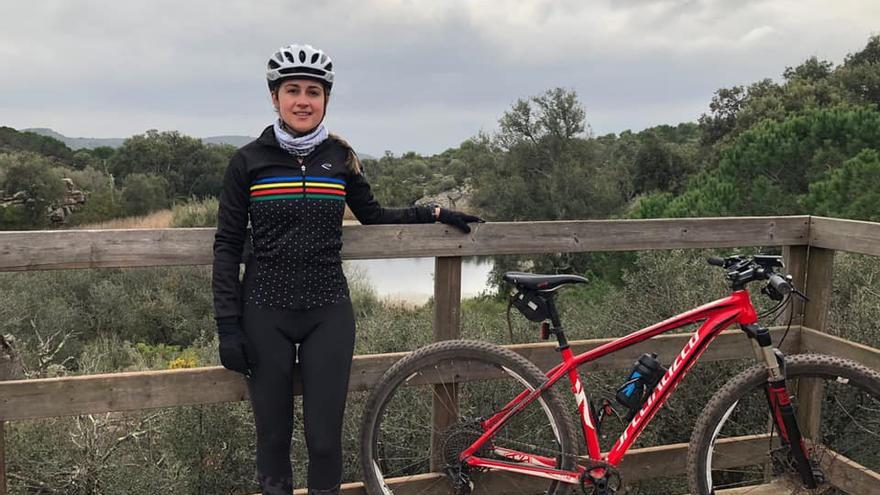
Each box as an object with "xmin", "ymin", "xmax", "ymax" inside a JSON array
[
  {"xmin": 0, "ymin": 334, "xmax": 25, "ymax": 380},
  {"xmin": 416, "ymin": 184, "xmax": 476, "ymax": 212},
  {"xmin": 0, "ymin": 177, "xmax": 87, "ymax": 223}
]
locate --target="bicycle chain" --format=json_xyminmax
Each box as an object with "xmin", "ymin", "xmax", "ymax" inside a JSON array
[
  {"xmin": 443, "ymin": 423, "xmax": 579, "ymax": 466},
  {"xmin": 443, "ymin": 425, "xmax": 608, "ymax": 489}
]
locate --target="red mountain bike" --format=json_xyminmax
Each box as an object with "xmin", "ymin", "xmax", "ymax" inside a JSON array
[{"xmin": 359, "ymin": 255, "xmax": 880, "ymax": 494}]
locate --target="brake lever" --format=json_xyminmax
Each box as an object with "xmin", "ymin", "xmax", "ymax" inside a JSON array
[
  {"xmin": 792, "ymin": 287, "xmax": 810, "ymax": 302},
  {"xmin": 782, "ymin": 274, "xmax": 811, "ymax": 301}
]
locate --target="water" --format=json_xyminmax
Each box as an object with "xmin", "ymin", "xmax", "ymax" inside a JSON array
[{"xmin": 347, "ymin": 257, "xmax": 494, "ymax": 303}]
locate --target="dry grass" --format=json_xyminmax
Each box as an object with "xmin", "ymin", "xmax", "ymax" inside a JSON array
[
  {"xmin": 77, "ymin": 205, "xmax": 355, "ymax": 230},
  {"xmin": 76, "ymin": 209, "xmax": 174, "ymax": 229}
]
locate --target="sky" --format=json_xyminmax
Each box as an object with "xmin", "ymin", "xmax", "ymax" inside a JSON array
[{"xmin": 1, "ymin": 0, "xmax": 879, "ymax": 156}]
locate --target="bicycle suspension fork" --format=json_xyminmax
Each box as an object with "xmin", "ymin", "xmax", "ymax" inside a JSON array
[{"xmin": 742, "ymin": 324, "xmax": 819, "ymax": 488}]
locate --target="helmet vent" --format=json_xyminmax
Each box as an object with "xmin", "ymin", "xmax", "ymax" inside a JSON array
[
  {"xmin": 284, "ymin": 51, "xmax": 295, "ymax": 63},
  {"xmin": 299, "ymin": 50, "xmax": 306, "ymax": 62},
  {"xmin": 311, "ymin": 53, "xmax": 320, "ymax": 63},
  {"xmin": 268, "ymin": 60, "xmax": 280, "ymax": 69}
]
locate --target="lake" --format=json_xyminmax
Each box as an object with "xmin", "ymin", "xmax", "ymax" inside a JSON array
[{"xmin": 346, "ymin": 257, "xmax": 494, "ymax": 303}]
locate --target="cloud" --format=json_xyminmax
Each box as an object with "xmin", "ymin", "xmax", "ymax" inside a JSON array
[
  {"xmin": 741, "ymin": 26, "xmax": 775, "ymax": 44},
  {"xmin": 1, "ymin": 0, "xmax": 879, "ymax": 154}
]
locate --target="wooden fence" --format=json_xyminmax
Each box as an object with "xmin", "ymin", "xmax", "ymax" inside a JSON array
[{"xmin": 1, "ymin": 215, "xmax": 879, "ymax": 494}]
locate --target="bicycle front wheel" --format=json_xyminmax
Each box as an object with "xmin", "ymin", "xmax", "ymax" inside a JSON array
[
  {"xmin": 687, "ymin": 354, "xmax": 880, "ymax": 494},
  {"xmin": 360, "ymin": 339, "xmax": 579, "ymax": 495}
]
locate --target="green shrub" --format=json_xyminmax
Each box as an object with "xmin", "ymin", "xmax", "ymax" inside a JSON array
[{"xmin": 171, "ymin": 197, "xmax": 219, "ymax": 228}]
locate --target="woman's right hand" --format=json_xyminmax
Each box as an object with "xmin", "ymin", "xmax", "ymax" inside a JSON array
[{"xmin": 217, "ymin": 318, "xmax": 257, "ymax": 377}]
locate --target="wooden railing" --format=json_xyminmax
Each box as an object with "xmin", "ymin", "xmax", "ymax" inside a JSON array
[{"xmin": 1, "ymin": 215, "xmax": 879, "ymax": 494}]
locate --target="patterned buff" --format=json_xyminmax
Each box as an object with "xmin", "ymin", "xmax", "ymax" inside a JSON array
[{"xmin": 273, "ymin": 119, "xmax": 329, "ymax": 157}]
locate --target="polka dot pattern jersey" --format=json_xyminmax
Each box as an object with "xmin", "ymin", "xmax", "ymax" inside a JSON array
[{"xmin": 211, "ymin": 126, "xmax": 435, "ymax": 320}]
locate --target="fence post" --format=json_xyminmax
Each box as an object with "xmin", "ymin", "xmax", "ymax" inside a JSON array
[
  {"xmin": 431, "ymin": 256, "xmax": 462, "ymax": 471},
  {"xmin": 782, "ymin": 244, "xmax": 808, "ymax": 328},
  {"xmin": 0, "ymin": 335, "xmax": 19, "ymax": 495},
  {"xmin": 802, "ymin": 247, "xmax": 835, "ymax": 335},
  {"xmin": 797, "ymin": 246, "xmax": 836, "ymax": 440},
  {"xmin": 0, "ymin": 420, "xmax": 4, "ymax": 495}
]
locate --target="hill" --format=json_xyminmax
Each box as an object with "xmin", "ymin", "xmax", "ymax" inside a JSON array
[{"xmin": 21, "ymin": 128, "xmax": 254, "ymax": 150}]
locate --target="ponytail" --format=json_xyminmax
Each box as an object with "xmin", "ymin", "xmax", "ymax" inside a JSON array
[{"xmin": 329, "ymin": 133, "xmax": 362, "ymax": 175}]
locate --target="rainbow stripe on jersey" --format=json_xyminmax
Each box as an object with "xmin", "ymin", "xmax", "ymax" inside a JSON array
[{"xmin": 250, "ymin": 176, "xmax": 346, "ymax": 202}]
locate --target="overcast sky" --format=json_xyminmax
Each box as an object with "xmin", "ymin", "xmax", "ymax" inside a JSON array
[{"xmin": 2, "ymin": 1, "xmax": 878, "ymax": 156}]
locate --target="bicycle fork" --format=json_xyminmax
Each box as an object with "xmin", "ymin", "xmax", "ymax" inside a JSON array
[{"xmin": 743, "ymin": 324, "xmax": 820, "ymax": 489}]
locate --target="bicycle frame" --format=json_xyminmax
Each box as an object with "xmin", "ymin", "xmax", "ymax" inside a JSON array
[{"xmin": 459, "ymin": 289, "xmax": 760, "ymax": 484}]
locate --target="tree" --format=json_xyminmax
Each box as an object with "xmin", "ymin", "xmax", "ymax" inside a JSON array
[
  {"xmin": 121, "ymin": 173, "xmax": 170, "ymax": 216},
  {"xmin": 698, "ymin": 85, "xmax": 748, "ymax": 146},
  {"xmin": 631, "ymin": 133, "xmax": 694, "ymax": 194},
  {"xmin": 783, "ymin": 56, "xmax": 834, "ymax": 82},
  {"xmin": 72, "ymin": 150, "xmax": 98, "ymax": 170},
  {"xmin": 835, "ymin": 36, "xmax": 880, "ymax": 106},
  {"xmin": 698, "ymin": 51, "xmax": 864, "ymax": 148},
  {"xmin": 636, "ymin": 106, "xmax": 880, "ymax": 218},
  {"xmin": 803, "ymin": 148, "xmax": 880, "ymax": 221},
  {"xmin": 471, "ymin": 88, "xmax": 635, "ymax": 281},
  {"xmin": 842, "ymin": 35, "xmax": 880, "ymax": 68},
  {"xmin": 0, "ymin": 127, "xmax": 73, "ymax": 162},
  {"xmin": 496, "ymin": 87, "xmax": 588, "ymax": 154},
  {"xmin": 65, "ymin": 166, "xmax": 122, "ymax": 225},
  {"xmin": 0, "ymin": 153, "xmax": 67, "ymax": 229},
  {"xmin": 111, "ymin": 131, "xmax": 232, "ymax": 200}
]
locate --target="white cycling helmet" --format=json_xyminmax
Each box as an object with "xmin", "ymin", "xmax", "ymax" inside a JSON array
[{"xmin": 266, "ymin": 44, "xmax": 334, "ymax": 90}]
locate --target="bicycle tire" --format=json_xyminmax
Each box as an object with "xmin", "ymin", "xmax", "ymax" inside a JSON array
[
  {"xmin": 687, "ymin": 354, "xmax": 880, "ymax": 494},
  {"xmin": 360, "ymin": 339, "xmax": 579, "ymax": 495}
]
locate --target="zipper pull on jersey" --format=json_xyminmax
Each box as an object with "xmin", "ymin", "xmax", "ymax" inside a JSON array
[{"xmin": 301, "ymin": 163, "xmax": 306, "ymax": 196}]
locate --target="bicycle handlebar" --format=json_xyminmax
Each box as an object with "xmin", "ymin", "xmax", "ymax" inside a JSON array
[
  {"xmin": 707, "ymin": 256, "xmax": 725, "ymax": 267},
  {"xmin": 706, "ymin": 254, "xmax": 797, "ymax": 297}
]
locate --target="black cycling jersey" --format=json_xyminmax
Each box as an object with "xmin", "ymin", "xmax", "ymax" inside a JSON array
[{"xmin": 212, "ymin": 126, "xmax": 434, "ymax": 320}]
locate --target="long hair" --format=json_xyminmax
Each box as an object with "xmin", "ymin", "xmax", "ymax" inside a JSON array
[{"xmin": 329, "ymin": 133, "xmax": 362, "ymax": 175}]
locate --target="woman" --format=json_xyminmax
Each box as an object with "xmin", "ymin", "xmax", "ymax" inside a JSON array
[{"xmin": 212, "ymin": 43, "xmax": 482, "ymax": 495}]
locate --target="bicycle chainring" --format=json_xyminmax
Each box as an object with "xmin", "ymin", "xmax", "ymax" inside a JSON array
[{"xmin": 580, "ymin": 462, "xmax": 622, "ymax": 495}]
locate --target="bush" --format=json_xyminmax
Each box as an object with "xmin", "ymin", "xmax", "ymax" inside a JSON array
[
  {"xmin": 171, "ymin": 197, "xmax": 219, "ymax": 228},
  {"xmin": 121, "ymin": 173, "xmax": 170, "ymax": 217}
]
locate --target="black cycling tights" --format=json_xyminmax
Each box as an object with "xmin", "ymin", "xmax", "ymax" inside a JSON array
[{"xmin": 243, "ymin": 299, "xmax": 356, "ymax": 495}]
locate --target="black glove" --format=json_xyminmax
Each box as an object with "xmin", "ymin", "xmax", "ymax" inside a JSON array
[
  {"xmin": 437, "ymin": 208, "xmax": 484, "ymax": 233},
  {"xmin": 217, "ymin": 318, "xmax": 256, "ymax": 377}
]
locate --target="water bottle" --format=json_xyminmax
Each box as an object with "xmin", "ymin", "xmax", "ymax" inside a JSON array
[{"xmin": 615, "ymin": 353, "xmax": 665, "ymax": 410}]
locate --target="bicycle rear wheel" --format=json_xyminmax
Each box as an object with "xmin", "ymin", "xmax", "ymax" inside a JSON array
[
  {"xmin": 687, "ymin": 354, "xmax": 880, "ymax": 494},
  {"xmin": 360, "ymin": 339, "xmax": 579, "ymax": 495}
]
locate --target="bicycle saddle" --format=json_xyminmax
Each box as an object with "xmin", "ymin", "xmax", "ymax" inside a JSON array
[{"xmin": 503, "ymin": 272, "xmax": 588, "ymax": 292}]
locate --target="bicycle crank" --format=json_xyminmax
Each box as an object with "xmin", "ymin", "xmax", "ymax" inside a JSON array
[{"xmin": 580, "ymin": 463, "xmax": 622, "ymax": 495}]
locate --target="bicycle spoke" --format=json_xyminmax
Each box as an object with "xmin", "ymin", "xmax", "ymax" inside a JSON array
[
  {"xmin": 692, "ymin": 355, "xmax": 880, "ymax": 495},
  {"xmin": 361, "ymin": 341, "xmax": 577, "ymax": 495}
]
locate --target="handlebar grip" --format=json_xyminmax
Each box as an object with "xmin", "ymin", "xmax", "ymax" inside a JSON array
[
  {"xmin": 707, "ymin": 256, "xmax": 725, "ymax": 267},
  {"xmin": 768, "ymin": 274, "xmax": 792, "ymax": 295}
]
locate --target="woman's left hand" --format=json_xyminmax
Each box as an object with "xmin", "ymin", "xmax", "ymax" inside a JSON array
[{"xmin": 437, "ymin": 208, "xmax": 484, "ymax": 233}]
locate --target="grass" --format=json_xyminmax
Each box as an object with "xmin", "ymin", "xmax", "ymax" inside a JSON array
[
  {"xmin": 72, "ymin": 199, "xmax": 359, "ymax": 230},
  {"xmin": 76, "ymin": 209, "xmax": 173, "ymax": 229}
]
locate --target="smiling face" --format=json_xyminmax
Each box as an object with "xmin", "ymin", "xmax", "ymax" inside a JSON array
[{"xmin": 271, "ymin": 78, "xmax": 327, "ymax": 134}]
